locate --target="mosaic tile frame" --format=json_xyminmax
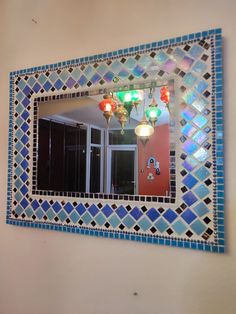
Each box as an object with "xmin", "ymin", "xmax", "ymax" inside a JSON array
[{"xmin": 7, "ymin": 28, "xmax": 224, "ymax": 252}]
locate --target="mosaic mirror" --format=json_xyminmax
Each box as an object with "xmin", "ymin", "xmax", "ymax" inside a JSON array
[{"xmin": 7, "ymin": 28, "xmax": 224, "ymax": 252}]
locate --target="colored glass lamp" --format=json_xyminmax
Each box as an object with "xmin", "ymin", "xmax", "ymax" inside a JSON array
[
  {"xmin": 145, "ymin": 98, "xmax": 162, "ymax": 127},
  {"xmin": 115, "ymin": 90, "xmax": 144, "ymax": 116},
  {"xmin": 135, "ymin": 116, "xmax": 154, "ymax": 145},
  {"xmin": 99, "ymin": 95, "xmax": 117, "ymax": 124},
  {"xmin": 160, "ymin": 86, "xmax": 170, "ymax": 111},
  {"xmin": 114, "ymin": 104, "xmax": 129, "ymax": 134}
]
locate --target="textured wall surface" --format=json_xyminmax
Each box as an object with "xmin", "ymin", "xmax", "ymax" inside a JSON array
[{"xmin": 0, "ymin": 1, "xmax": 236, "ymax": 314}]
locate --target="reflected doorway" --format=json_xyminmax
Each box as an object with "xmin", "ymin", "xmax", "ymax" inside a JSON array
[{"xmin": 107, "ymin": 147, "xmax": 137, "ymax": 195}]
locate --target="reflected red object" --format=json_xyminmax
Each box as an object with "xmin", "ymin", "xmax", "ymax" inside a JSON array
[
  {"xmin": 99, "ymin": 97, "xmax": 117, "ymax": 113},
  {"xmin": 160, "ymin": 86, "xmax": 170, "ymax": 104}
]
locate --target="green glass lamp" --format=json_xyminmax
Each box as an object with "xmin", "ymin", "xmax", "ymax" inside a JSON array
[{"xmin": 145, "ymin": 98, "xmax": 161, "ymax": 127}]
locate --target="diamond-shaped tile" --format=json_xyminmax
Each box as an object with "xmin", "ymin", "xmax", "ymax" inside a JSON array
[
  {"xmin": 172, "ymin": 220, "xmax": 187, "ymax": 235},
  {"xmin": 123, "ymin": 215, "xmax": 135, "ymax": 229},
  {"xmin": 82, "ymin": 212, "xmax": 93, "ymax": 225},
  {"xmin": 69, "ymin": 211, "xmax": 80, "ymax": 223},
  {"xmin": 194, "ymin": 184, "xmax": 209, "ymax": 199},
  {"xmin": 154, "ymin": 218, "xmax": 168, "ymax": 233},
  {"xmin": 182, "ymin": 174, "xmax": 198, "ymax": 189},
  {"xmin": 88, "ymin": 204, "xmax": 99, "ymax": 217},
  {"xmin": 163, "ymin": 209, "xmax": 177, "ymax": 223},
  {"xmin": 138, "ymin": 217, "xmax": 152, "ymax": 231},
  {"xmin": 190, "ymin": 219, "xmax": 206, "ymax": 235},
  {"xmin": 182, "ymin": 191, "xmax": 198, "ymax": 206},
  {"xmin": 130, "ymin": 207, "xmax": 143, "ymax": 220},
  {"xmin": 102, "ymin": 204, "xmax": 113, "ymax": 218},
  {"xmin": 58, "ymin": 210, "xmax": 67, "ymax": 222},
  {"xmin": 181, "ymin": 209, "xmax": 197, "ymax": 224},
  {"xmin": 194, "ymin": 166, "xmax": 210, "ymax": 181},
  {"xmin": 94, "ymin": 213, "xmax": 106, "ymax": 226},
  {"xmin": 116, "ymin": 206, "xmax": 128, "ymax": 219},
  {"xmin": 108, "ymin": 214, "xmax": 120, "ymax": 228},
  {"xmin": 146, "ymin": 208, "xmax": 160, "ymax": 222}
]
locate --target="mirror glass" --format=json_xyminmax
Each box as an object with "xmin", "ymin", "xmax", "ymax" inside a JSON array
[{"xmin": 37, "ymin": 85, "xmax": 171, "ymax": 197}]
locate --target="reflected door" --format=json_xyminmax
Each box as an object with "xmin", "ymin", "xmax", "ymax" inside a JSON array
[{"xmin": 108, "ymin": 148, "xmax": 137, "ymax": 195}]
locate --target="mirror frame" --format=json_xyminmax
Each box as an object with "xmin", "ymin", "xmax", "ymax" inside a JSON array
[{"xmin": 7, "ymin": 28, "xmax": 224, "ymax": 252}]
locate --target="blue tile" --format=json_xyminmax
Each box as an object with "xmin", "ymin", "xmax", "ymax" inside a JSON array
[
  {"xmin": 64, "ymin": 202, "xmax": 74, "ymax": 214},
  {"xmin": 130, "ymin": 206, "xmax": 143, "ymax": 220},
  {"xmin": 194, "ymin": 166, "xmax": 210, "ymax": 181},
  {"xmin": 32, "ymin": 200, "xmax": 39, "ymax": 210},
  {"xmin": 41, "ymin": 201, "xmax": 50, "ymax": 212},
  {"xmin": 194, "ymin": 184, "xmax": 209, "ymax": 199},
  {"xmin": 88, "ymin": 204, "xmax": 99, "ymax": 217},
  {"xmin": 102, "ymin": 204, "xmax": 113, "ymax": 217},
  {"xmin": 182, "ymin": 191, "xmax": 198, "ymax": 206},
  {"xmin": 123, "ymin": 215, "xmax": 135, "ymax": 229},
  {"xmin": 154, "ymin": 218, "xmax": 168, "ymax": 233},
  {"xmin": 190, "ymin": 220, "xmax": 206, "ymax": 235},
  {"xmin": 146, "ymin": 208, "xmax": 160, "ymax": 222},
  {"xmin": 138, "ymin": 217, "xmax": 151, "ymax": 231},
  {"xmin": 58, "ymin": 210, "xmax": 67, "ymax": 222},
  {"xmin": 182, "ymin": 174, "xmax": 198, "ymax": 189},
  {"xmin": 52, "ymin": 202, "xmax": 62, "ymax": 213},
  {"xmin": 181, "ymin": 209, "xmax": 197, "ymax": 224},
  {"xmin": 116, "ymin": 206, "xmax": 128, "ymax": 219},
  {"xmin": 163, "ymin": 209, "xmax": 177, "ymax": 223},
  {"xmin": 172, "ymin": 220, "xmax": 187, "ymax": 235}
]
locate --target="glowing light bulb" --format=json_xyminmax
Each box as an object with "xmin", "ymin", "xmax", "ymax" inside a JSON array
[
  {"xmin": 124, "ymin": 93, "xmax": 132, "ymax": 102},
  {"xmin": 104, "ymin": 103, "xmax": 111, "ymax": 112}
]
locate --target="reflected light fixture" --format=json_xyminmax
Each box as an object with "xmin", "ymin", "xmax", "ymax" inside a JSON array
[
  {"xmin": 160, "ymin": 86, "xmax": 170, "ymax": 111},
  {"xmin": 99, "ymin": 94, "xmax": 117, "ymax": 124},
  {"xmin": 115, "ymin": 90, "xmax": 144, "ymax": 116},
  {"xmin": 114, "ymin": 104, "xmax": 129, "ymax": 134},
  {"xmin": 145, "ymin": 98, "xmax": 162, "ymax": 127},
  {"xmin": 135, "ymin": 116, "xmax": 154, "ymax": 145}
]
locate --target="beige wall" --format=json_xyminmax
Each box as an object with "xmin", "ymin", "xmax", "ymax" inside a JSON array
[{"xmin": 0, "ymin": 0, "xmax": 236, "ymax": 313}]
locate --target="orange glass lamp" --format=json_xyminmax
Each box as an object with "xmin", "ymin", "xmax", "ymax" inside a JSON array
[
  {"xmin": 160, "ymin": 86, "xmax": 170, "ymax": 111},
  {"xmin": 99, "ymin": 95, "xmax": 117, "ymax": 124}
]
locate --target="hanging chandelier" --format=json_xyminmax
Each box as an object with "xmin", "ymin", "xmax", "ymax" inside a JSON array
[
  {"xmin": 160, "ymin": 86, "xmax": 170, "ymax": 111},
  {"xmin": 114, "ymin": 104, "xmax": 129, "ymax": 134},
  {"xmin": 98, "ymin": 86, "xmax": 169, "ymax": 140},
  {"xmin": 115, "ymin": 90, "xmax": 144, "ymax": 116},
  {"xmin": 145, "ymin": 98, "xmax": 162, "ymax": 127},
  {"xmin": 99, "ymin": 94, "xmax": 117, "ymax": 124},
  {"xmin": 135, "ymin": 116, "xmax": 154, "ymax": 145}
]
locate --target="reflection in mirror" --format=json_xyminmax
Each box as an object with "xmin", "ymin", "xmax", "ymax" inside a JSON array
[{"xmin": 37, "ymin": 85, "xmax": 171, "ymax": 197}]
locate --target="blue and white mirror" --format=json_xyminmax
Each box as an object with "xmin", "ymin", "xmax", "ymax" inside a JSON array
[{"xmin": 7, "ymin": 28, "xmax": 224, "ymax": 252}]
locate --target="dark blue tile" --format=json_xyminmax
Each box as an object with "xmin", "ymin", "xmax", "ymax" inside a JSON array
[
  {"xmin": 182, "ymin": 174, "xmax": 198, "ymax": 189},
  {"xmin": 64, "ymin": 202, "xmax": 74, "ymax": 214},
  {"xmin": 53, "ymin": 201, "xmax": 62, "ymax": 213},
  {"xmin": 163, "ymin": 209, "xmax": 177, "ymax": 223},
  {"xmin": 41, "ymin": 201, "xmax": 50, "ymax": 212},
  {"xmin": 146, "ymin": 208, "xmax": 160, "ymax": 222},
  {"xmin": 32, "ymin": 199, "xmax": 39, "ymax": 211},
  {"xmin": 181, "ymin": 209, "xmax": 197, "ymax": 224},
  {"xmin": 182, "ymin": 191, "xmax": 198, "ymax": 206},
  {"xmin": 116, "ymin": 206, "xmax": 128, "ymax": 219},
  {"xmin": 102, "ymin": 204, "xmax": 113, "ymax": 217},
  {"xmin": 88, "ymin": 204, "xmax": 99, "ymax": 217}
]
